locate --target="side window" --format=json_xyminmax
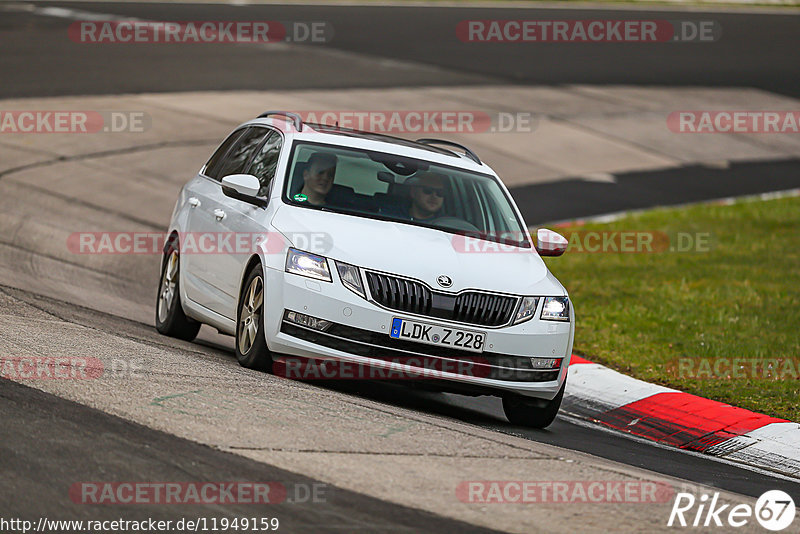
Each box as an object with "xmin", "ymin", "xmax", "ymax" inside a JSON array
[
  {"xmin": 214, "ymin": 127, "xmax": 270, "ymax": 181},
  {"xmin": 204, "ymin": 129, "xmax": 246, "ymax": 181},
  {"xmin": 246, "ymin": 131, "xmax": 283, "ymax": 197}
]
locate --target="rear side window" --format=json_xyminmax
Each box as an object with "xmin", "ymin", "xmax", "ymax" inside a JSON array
[
  {"xmin": 246, "ymin": 131, "xmax": 283, "ymax": 197},
  {"xmin": 204, "ymin": 129, "xmax": 245, "ymax": 180}
]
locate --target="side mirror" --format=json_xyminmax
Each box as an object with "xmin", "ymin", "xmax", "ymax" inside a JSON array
[
  {"xmin": 221, "ymin": 174, "xmax": 267, "ymax": 208},
  {"xmin": 535, "ymin": 228, "xmax": 568, "ymax": 257}
]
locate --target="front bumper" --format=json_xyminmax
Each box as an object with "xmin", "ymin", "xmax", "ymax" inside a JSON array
[{"xmin": 263, "ymin": 266, "xmax": 574, "ymax": 400}]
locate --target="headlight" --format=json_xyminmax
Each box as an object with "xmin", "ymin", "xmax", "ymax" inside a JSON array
[
  {"xmin": 285, "ymin": 248, "xmax": 331, "ymax": 282},
  {"xmin": 513, "ymin": 296, "xmax": 539, "ymax": 325},
  {"xmin": 541, "ymin": 296, "xmax": 570, "ymax": 322},
  {"xmin": 335, "ymin": 261, "xmax": 365, "ymax": 298}
]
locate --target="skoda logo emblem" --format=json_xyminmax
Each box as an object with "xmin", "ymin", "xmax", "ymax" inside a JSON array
[{"xmin": 437, "ymin": 275, "xmax": 453, "ymax": 288}]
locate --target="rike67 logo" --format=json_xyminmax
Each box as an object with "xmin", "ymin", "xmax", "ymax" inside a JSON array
[{"xmin": 668, "ymin": 490, "xmax": 796, "ymax": 531}]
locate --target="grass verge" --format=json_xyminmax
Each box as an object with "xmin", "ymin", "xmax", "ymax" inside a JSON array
[{"xmin": 542, "ymin": 195, "xmax": 800, "ymax": 421}]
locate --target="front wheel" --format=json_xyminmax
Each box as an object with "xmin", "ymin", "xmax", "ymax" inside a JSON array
[
  {"xmin": 236, "ymin": 264, "xmax": 273, "ymax": 372},
  {"xmin": 155, "ymin": 247, "xmax": 201, "ymax": 341},
  {"xmin": 502, "ymin": 380, "xmax": 565, "ymax": 429}
]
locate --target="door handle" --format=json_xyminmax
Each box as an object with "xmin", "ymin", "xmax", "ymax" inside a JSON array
[
  {"xmin": 188, "ymin": 197, "xmax": 200, "ymax": 208},
  {"xmin": 213, "ymin": 209, "xmax": 226, "ymax": 221}
]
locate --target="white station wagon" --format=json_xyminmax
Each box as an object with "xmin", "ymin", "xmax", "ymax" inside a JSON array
[{"xmin": 157, "ymin": 111, "xmax": 573, "ymax": 428}]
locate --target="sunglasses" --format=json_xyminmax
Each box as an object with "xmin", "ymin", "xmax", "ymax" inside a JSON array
[{"xmin": 421, "ymin": 187, "xmax": 445, "ymax": 198}]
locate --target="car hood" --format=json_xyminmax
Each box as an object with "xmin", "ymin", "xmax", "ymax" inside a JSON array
[{"xmin": 271, "ymin": 206, "xmax": 566, "ymax": 296}]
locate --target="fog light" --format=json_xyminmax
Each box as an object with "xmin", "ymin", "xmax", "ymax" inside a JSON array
[
  {"xmin": 335, "ymin": 261, "xmax": 366, "ymax": 299},
  {"xmin": 285, "ymin": 311, "xmax": 332, "ymax": 332},
  {"xmin": 531, "ymin": 357, "xmax": 562, "ymax": 370}
]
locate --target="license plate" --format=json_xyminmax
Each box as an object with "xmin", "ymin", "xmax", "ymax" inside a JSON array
[{"xmin": 389, "ymin": 317, "xmax": 486, "ymax": 353}]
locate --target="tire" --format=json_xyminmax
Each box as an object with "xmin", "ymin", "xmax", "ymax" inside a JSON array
[
  {"xmin": 235, "ymin": 263, "xmax": 273, "ymax": 372},
  {"xmin": 155, "ymin": 245, "xmax": 201, "ymax": 341},
  {"xmin": 502, "ymin": 380, "xmax": 565, "ymax": 429}
]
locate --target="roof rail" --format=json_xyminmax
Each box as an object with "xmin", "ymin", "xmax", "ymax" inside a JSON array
[
  {"xmin": 257, "ymin": 111, "xmax": 303, "ymax": 132},
  {"xmin": 415, "ymin": 138, "xmax": 481, "ymax": 165}
]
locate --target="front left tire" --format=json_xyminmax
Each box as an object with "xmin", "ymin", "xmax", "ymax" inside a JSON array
[
  {"xmin": 502, "ymin": 380, "xmax": 566, "ymax": 429},
  {"xmin": 156, "ymin": 246, "xmax": 201, "ymax": 341},
  {"xmin": 235, "ymin": 263, "xmax": 273, "ymax": 372}
]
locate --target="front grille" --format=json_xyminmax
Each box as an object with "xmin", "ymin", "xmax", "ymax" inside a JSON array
[
  {"xmin": 453, "ymin": 292, "xmax": 517, "ymax": 326},
  {"xmin": 365, "ymin": 271, "xmax": 432, "ymax": 315},
  {"xmin": 365, "ymin": 271, "xmax": 517, "ymax": 327}
]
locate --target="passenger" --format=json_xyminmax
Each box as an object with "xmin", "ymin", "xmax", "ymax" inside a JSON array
[
  {"xmin": 298, "ymin": 153, "xmax": 338, "ymax": 206},
  {"xmin": 406, "ymin": 171, "xmax": 447, "ymax": 222}
]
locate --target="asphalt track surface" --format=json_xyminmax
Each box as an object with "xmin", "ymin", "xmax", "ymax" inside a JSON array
[
  {"xmin": 512, "ymin": 158, "xmax": 800, "ymax": 224},
  {"xmin": 2, "ymin": 1, "xmax": 800, "ymax": 530},
  {"xmin": 4, "ymin": 284, "xmax": 800, "ymax": 505},
  {"xmin": 0, "ymin": 2, "xmax": 799, "ymax": 98},
  {"xmin": 0, "ymin": 376, "xmax": 500, "ymax": 533}
]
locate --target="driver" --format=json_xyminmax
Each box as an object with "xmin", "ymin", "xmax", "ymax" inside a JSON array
[
  {"xmin": 407, "ymin": 171, "xmax": 447, "ymax": 222},
  {"xmin": 299, "ymin": 152, "xmax": 338, "ymax": 206}
]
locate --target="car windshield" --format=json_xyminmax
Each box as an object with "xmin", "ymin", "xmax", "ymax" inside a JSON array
[{"xmin": 282, "ymin": 141, "xmax": 531, "ymax": 248}]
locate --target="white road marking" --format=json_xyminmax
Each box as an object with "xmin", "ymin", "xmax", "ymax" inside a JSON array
[{"xmin": 1, "ymin": 3, "xmax": 147, "ymax": 22}]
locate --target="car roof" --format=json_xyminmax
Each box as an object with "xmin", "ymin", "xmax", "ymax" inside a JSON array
[
  {"xmin": 304, "ymin": 123, "xmax": 453, "ymax": 155},
  {"xmin": 242, "ymin": 116, "xmax": 492, "ymax": 175}
]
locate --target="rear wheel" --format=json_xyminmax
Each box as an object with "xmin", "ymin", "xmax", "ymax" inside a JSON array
[
  {"xmin": 502, "ymin": 380, "xmax": 565, "ymax": 429},
  {"xmin": 155, "ymin": 247, "xmax": 201, "ymax": 341},
  {"xmin": 236, "ymin": 264, "xmax": 273, "ymax": 372}
]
